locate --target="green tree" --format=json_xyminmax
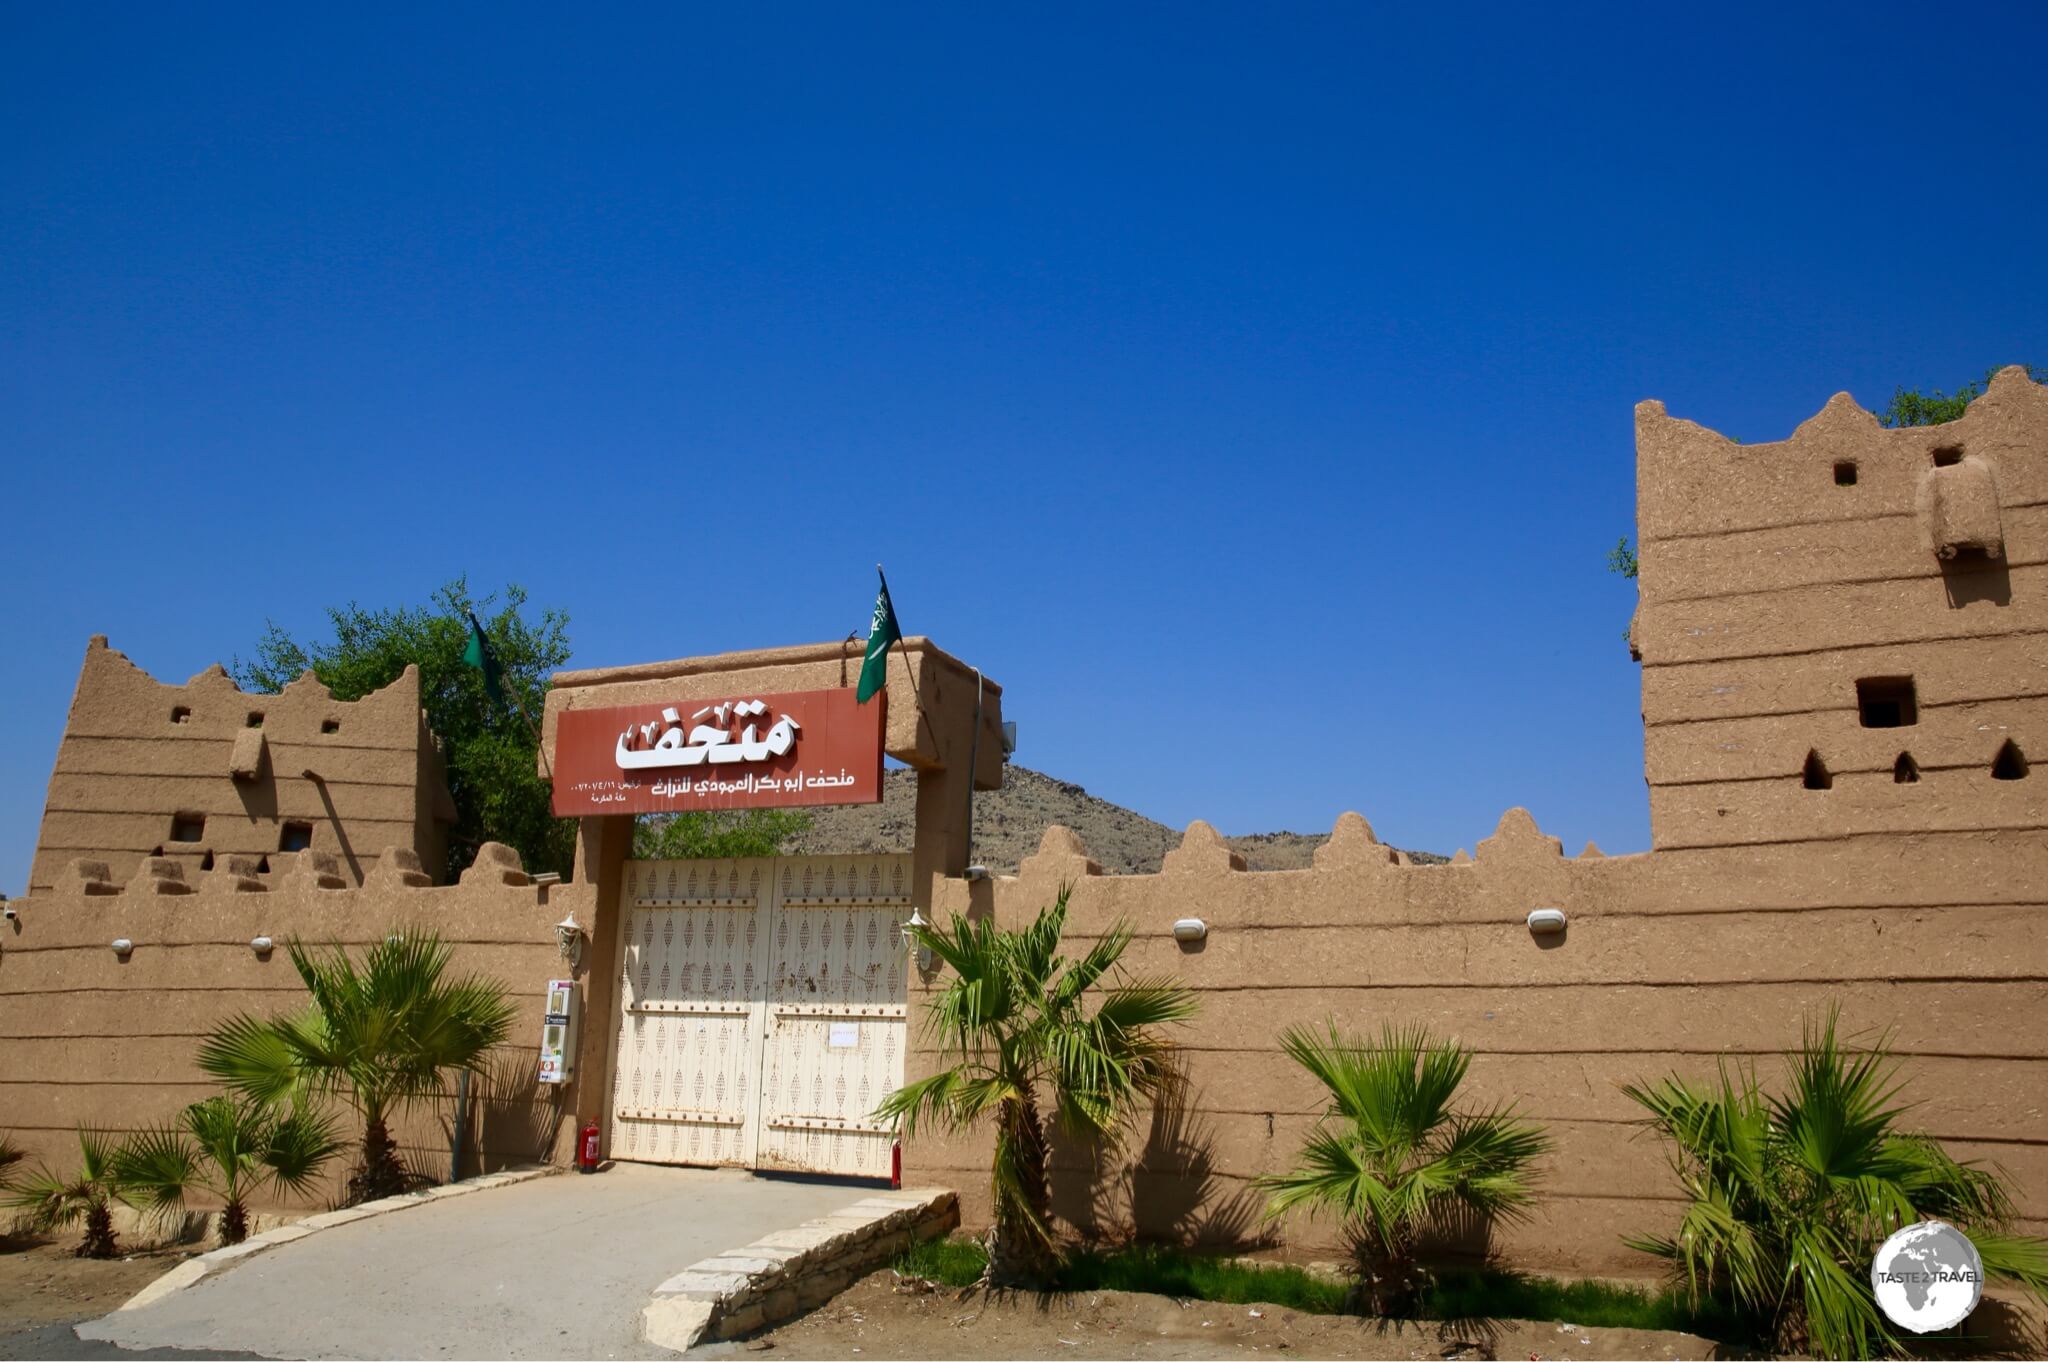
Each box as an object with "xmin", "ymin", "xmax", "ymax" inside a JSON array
[
  {"xmin": 231, "ymin": 579, "xmax": 573, "ymax": 882},
  {"xmin": 6, "ymin": 1129, "xmax": 127, "ymax": 1258},
  {"xmin": 112, "ymin": 1097, "xmax": 344, "ymax": 1245},
  {"xmin": 877, "ymin": 890, "xmax": 1197, "ymax": 1287},
  {"xmin": 1607, "ymin": 536, "xmax": 1638, "ymax": 581},
  {"xmin": 1880, "ymin": 364, "xmax": 2043, "ymax": 428},
  {"xmin": 1259, "ymin": 1023, "xmax": 1550, "ymax": 1313},
  {"xmin": 1624, "ymin": 1009, "xmax": 2048, "ymax": 1358},
  {"xmin": 632, "ymin": 809, "xmax": 815, "ymax": 860},
  {"xmin": 197, "ymin": 929, "xmax": 516, "ymax": 1205}
]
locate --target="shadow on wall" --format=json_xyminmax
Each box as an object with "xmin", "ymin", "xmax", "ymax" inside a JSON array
[
  {"xmin": 1941, "ymin": 550, "xmax": 2012, "ymax": 608},
  {"xmin": 439, "ymin": 1049, "xmax": 568, "ymax": 1178},
  {"xmin": 1048, "ymin": 1071, "xmax": 1270, "ymax": 1252}
]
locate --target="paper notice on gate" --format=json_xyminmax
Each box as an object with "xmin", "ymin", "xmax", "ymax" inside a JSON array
[{"xmin": 828, "ymin": 1023, "xmax": 859, "ymax": 1048}]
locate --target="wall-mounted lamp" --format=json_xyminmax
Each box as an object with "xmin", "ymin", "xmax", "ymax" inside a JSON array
[
  {"xmin": 555, "ymin": 912, "xmax": 586, "ymax": 968},
  {"xmin": 1172, "ymin": 918, "xmax": 1208, "ymax": 943},
  {"xmin": 250, "ymin": 935, "xmax": 274, "ymax": 957},
  {"xmin": 1526, "ymin": 908, "xmax": 1567, "ymax": 935},
  {"xmin": 111, "ymin": 938, "xmax": 134, "ymax": 958},
  {"xmin": 902, "ymin": 906, "xmax": 936, "ymax": 972}
]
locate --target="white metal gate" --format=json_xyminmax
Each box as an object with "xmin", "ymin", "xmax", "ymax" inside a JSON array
[{"xmin": 610, "ymin": 854, "xmax": 912, "ymax": 1177}]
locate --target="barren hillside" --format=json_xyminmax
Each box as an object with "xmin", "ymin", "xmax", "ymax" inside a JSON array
[{"xmin": 787, "ymin": 763, "xmax": 1444, "ymax": 872}]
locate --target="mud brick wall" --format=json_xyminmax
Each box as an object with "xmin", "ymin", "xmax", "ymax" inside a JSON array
[{"xmin": 0, "ymin": 845, "xmax": 588, "ymax": 1211}]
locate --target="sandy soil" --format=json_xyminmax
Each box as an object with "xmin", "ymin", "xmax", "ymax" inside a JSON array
[
  {"xmin": 726, "ymin": 1271, "xmax": 1733, "ymax": 1362},
  {"xmin": 0, "ymin": 1235, "xmax": 197, "ymax": 1337}
]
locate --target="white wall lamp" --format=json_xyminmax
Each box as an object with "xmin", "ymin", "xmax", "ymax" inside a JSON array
[
  {"xmin": 1526, "ymin": 908, "xmax": 1567, "ymax": 935},
  {"xmin": 1172, "ymin": 918, "xmax": 1208, "ymax": 944},
  {"xmin": 555, "ymin": 911, "xmax": 586, "ymax": 968},
  {"xmin": 111, "ymin": 938, "xmax": 134, "ymax": 959},
  {"xmin": 902, "ymin": 906, "xmax": 936, "ymax": 972},
  {"xmin": 250, "ymin": 935, "xmax": 274, "ymax": 958}
]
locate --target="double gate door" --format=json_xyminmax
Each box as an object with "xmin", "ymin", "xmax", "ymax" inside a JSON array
[{"xmin": 609, "ymin": 854, "xmax": 913, "ymax": 1179}]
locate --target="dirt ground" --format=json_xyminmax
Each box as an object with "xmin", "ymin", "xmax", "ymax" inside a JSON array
[
  {"xmin": 0, "ymin": 1234, "xmax": 197, "ymax": 1338},
  {"xmin": 726, "ymin": 1271, "xmax": 1733, "ymax": 1362}
]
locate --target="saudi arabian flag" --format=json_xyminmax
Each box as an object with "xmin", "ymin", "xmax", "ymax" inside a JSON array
[
  {"xmin": 857, "ymin": 569, "xmax": 902, "ymax": 704},
  {"xmin": 462, "ymin": 609, "xmax": 506, "ymax": 707}
]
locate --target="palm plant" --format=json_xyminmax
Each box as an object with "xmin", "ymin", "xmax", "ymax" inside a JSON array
[
  {"xmin": 6, "ymin": 1129, "xmax": 126, "ymax": 1258},
  {"xmin": 1259, "ymin": 1023, "xmax": 1550, "ymax": 1312},
  {"xmin": 876, "ymin": 889, "xmax": 1197, "ymax": 1287},
  {"xmin": 197, "ymin": 928, "xmax": 516, "ymax": 1204},
  {"xmin": 1624, "ymin": 1008, "xmax": 2048, "ymax": 1358},
  {"xmin": 0, "ymin": 1133, "xmax": 22, "ymax": 1190},
  {"xmin": 113, "ymin": 1096, "xmax": 344, "ymax": 1244}
]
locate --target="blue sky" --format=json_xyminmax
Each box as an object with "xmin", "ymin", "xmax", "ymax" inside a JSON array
[{"xmin": 5, "ymin": 3, "xmax": 2045, "ymax": 891}]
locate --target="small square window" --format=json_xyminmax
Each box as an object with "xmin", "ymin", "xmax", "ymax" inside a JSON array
[
  {"xmin": 1932, "ymin": 446, "xmax": 1963, "ymax": 467},
  {"xmin": 278, "ymin": 822, "xmax": 314, "ymax": 852},
  {"xmin": 170, "ymin": 706, "xmax": 191, "ymax": 724},
  {"xmin": 1833, "ymin": 461, "xmax": 1857, "ymax": 486},
  {"xmin": 170, "ymin": 813, "xmax": 206, "ymax": 843},
  {"xmin": 321, "ymin": 719, "xmax": 341, "ymax": 734},
  {"xmin": 1857, "ymin": 677, "xmax": 1918, "ymax": 728},
  {"xmin": 246, "ymin": 712, "xmax": 265, "ymax": 728}
]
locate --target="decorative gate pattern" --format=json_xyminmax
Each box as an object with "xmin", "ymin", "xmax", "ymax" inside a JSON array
[
  {"xmin": 611, "ymin": 853, "xmax": 912, "ymax": 1177},
  {"xmin": 756, "ymin": 859, "xmax": 912, "ymax": 1178}
]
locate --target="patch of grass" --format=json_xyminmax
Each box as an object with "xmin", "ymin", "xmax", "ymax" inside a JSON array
[
  {"xmin": 891, "ymin": 1240, "xmax": 1754, "ymax": 1346},
  {"xmin": 1057, "ymin": 1244, "xmax": 1352, "ymax": 1315},
  {"xmin": 893, "ymin": 1235, "xmax": 987, "ymax": 1287},
  {"xmin": 1424, "ymin": 1267, "xmax": 1752, "ymax": 1344}
]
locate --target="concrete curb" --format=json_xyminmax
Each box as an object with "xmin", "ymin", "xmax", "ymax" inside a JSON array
[
  {"xmin": 116, "ymin": 1166, "xmax": 561, "ymax": 1312},
  {"xmin": 641, "ymin": 1186, "xmax": 958, "ymax": 1353}
]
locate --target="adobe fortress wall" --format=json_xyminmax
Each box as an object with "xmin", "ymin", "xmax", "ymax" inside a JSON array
[
  {"xmin": 909, "ymin": 815, "xmax": 2047, "ymax": 1273},
  {"xmin": 0, "ymin": 846, "xmax": 586, "ymax": 1210},
  {"xmin": 25, "ymin": 639, "xmax": 455, "ymax": 897},
  {"xmin": 904, "ymin": 369, "xmax": 2048, "ymax": 1274}
]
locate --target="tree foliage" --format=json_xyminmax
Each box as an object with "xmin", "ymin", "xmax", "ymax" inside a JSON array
[
  {"xmin": 632, "ymin": 809, "xmax": 815, "ymax": 860},
  {"xmin": 876, "ymin": 889, "xmax": 1197, "ymax": 1287},
  {"xmin": 231, "ymin": 579, "xmax": 573, "ymax": 881},
  {"xmin": 1259, "ymin": 1023, "xmax": 1550, "ymax": 1312},
  {"xmin": 1624, "ymin": 1008, "xmax": 2048, "ymax": 1358},
  {"xmin": 1880, "ymin": 365, "xmax": 2042, "ymax": 428},
  {"xmin": 198, "ymin": 928, "xmax": 516, "ymax": 1205},
  {"xmin": 1607, "ymin": 536, "xmax": 1639, "ymax": 581}
]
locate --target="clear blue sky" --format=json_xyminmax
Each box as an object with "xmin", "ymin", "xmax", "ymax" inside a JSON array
[{"xmin": 5, "ymin": 3, "xmax": 2045, "ymax": 892}]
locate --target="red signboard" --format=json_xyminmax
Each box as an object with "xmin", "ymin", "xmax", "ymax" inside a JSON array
[{"xmin": 551, "ymin": 687, "xmax": 885, "ymax": 817}]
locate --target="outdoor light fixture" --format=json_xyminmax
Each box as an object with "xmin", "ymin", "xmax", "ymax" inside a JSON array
[
  {"xmin": 962, "ymin": 865, "xmax": 990, "ymax": 881},
  {"xmin": 554, "ymin": 911, "xmax": 586, "ymax": 968},
  {"xmin": 902, "ymin": 906, "xmax": 936, "ymax": 972},
  {"xmin": 1526, "ymin": 908, "xmax": 1567, "ymax": 935},
  {"xmin": 111, "ymin": 938, "xmax": 134, "ymax": 958},
  {"xmin": 250, "ymin": 935, "xmax": 274, "ymax": 957},
  {"xmin": 1172, "ymin": 918, "xmax": 1207, "ymax": 943}
]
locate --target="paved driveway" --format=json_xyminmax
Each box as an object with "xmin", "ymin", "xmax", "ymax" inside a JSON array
[{"xmin": 80, "ymin": 1164, "xmax": 880, "ymax": 1360}]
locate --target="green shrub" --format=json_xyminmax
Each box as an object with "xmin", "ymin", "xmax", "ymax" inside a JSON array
[{"xmin": 1624, "ymin": 1008, "xmax": 2048, "ymax": 1358}]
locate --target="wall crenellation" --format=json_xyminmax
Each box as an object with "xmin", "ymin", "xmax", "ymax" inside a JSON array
[
  {"xmin": 26, "ymin": 637, "xmax": 456, "ymax": 895},
  {"xmin": 1635, "ymin": 367, "xmax": 2044, "ymax": 852}
]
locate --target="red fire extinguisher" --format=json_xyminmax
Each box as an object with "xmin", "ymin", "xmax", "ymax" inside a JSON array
[{"xmin": 577, "ymin": 1121, "xmax": 602, "ymax": 1174}]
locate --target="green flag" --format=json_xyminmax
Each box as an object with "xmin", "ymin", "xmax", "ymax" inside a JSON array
[
  {"xmin": 857, "ymin": 570, "xmax": 902, "ymax": 704},
  {"xmin": 462, "ymin": 610, "xmax": 505, "ymax": 707}
]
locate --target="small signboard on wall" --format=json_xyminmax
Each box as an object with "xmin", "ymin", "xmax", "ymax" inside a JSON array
[{"xmin": 551, "ymin": 687, "xmax": 885, "ymax": 817}]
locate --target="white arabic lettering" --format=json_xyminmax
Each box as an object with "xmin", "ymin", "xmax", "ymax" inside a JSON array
[{"xmin": 615, "ymin": 700, "xmax": 801, "ymax": 771}]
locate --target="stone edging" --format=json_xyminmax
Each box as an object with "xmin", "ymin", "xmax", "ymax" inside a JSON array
[
  {"xmin": 116, "ymin": 1166, "xmax": 560, "ymax": 1312},
  {"xmin": 642, "ymin": 1185, "xmax": 958, "ymax": 1351}
]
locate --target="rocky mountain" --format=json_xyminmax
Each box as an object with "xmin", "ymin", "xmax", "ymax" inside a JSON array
[{"xmin": 786, "ymin": 763, "xmax": 1444, "ymax": 872}]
